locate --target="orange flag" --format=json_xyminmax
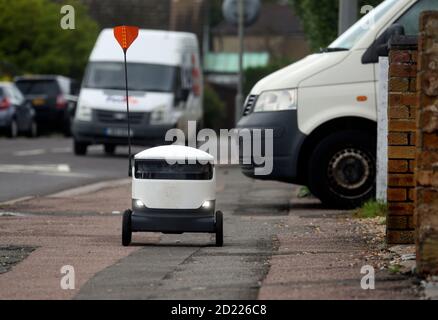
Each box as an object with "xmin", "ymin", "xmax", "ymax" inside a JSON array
[{"xmin": 113, "ymin": 26, "xmax": 139, "ymax": 52}]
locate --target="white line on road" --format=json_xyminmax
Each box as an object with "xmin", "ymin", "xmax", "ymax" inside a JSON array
[
  {"xmin": 0, "ymin": 164, "xmax": 93, "ymax": 178},
  {"xmin": 13, "ymin": 149, "xmax": 46, "ymax": 156},
  {"xmin": 50, "ymin": 147, "xmax": 72, "ymax": 153},
  {"xmin": 0, "ymin": 164, "xmax": 71, "ymax": 173}
]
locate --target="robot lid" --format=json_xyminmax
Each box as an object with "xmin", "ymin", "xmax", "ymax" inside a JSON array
[{"xmin": 135, "ymin": 145, "xmax": 214, "ymax": 162}]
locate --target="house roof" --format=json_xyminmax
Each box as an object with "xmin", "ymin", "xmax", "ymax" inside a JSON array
[{"xmin": 212, "ymin": 3, "xmax": 304, "ymax": 36}]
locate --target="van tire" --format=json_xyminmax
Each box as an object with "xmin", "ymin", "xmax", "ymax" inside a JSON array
[
  {"xmin": 308, "ymin": 131, "xmax": 376, "ymax": 209},
  {"xmin": 74, "ymin": 140, "xmax": 88, "ymax": 156},
  {"xmin": 215, "ymin": 211, "xmax": 223, "ymax": 247},
  {"xmin": 104, "ymin": 144, "xmax": 116, "ymax": 155},
  {"xmin": 122, "ymin": 209, "xmax": 132, "ymax": 246},
  {"xmin": 26, "ymin": 119, "xmax": 38, "ymax": 138},
  {"xmin": 7, "ymin": 119, "xmax": 18, "ymax": 138}
]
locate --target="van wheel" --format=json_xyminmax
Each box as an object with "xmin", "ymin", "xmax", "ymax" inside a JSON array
[
  {"xmin": 215, "ymin": 211, "xmax": 223, "ymax": 247},
  {"xmin": 104, "ymin": 144, "xmax": 116, "ymax": 155},
  {"xmin": 74, "ymin": 140, "xmax": 88, "ymax": 156},
  {"xmin": 27, "ymin": 119, "xmax": 38, "ymax": 138},
  {"xmin": 308, "ymin": 131, "xmax": 376, "ymax": 209},
  {"xmin": 122, "ymin": 209, "xmax": 132, "ymax": 246}
]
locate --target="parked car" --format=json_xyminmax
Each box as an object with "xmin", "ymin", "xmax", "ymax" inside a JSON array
[
  {"xmin": 0, "ymin": 82, "xmax": 37, "ymax": 138},
  {"xmin": 237, "ymin": 0, "xmax": 438, "ymax": 209},
  {"xmin": 72, "ymin": 29, "xmax": 203, "ymax": 156},
  {"xmin": 14, "ymin": 75, "xmax": 79, "ymax": 136}
]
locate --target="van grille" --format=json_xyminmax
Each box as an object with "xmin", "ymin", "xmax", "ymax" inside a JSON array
[
  {"xmin": 95, "ymin": 110, "xmax": 146, "ymax": 125},
  {"xmin": 242, "ymin": 95, "xmax": 257, "ymax": 116}
]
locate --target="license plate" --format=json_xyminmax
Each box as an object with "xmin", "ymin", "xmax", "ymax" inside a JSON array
[
  {"xmin": 32, "ymin": 98, "xmax": 45, "ymax": 106},
  {"xmin": 105, "ymin": 128, "xmax": 133, "ymax": 137}
]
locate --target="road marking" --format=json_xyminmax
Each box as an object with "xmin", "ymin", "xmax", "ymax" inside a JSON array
[
  {"xmin": 0, "ymin": 164, "xmax": 91, "ymax": 178},
  {"xmin": 0, "ymin": 164, "xmax": 71, "ymax": 173},
  {"xmin": 14, "ymin": 149, "xmax": 46, "ymax": 156},
  {"xmin": 51, "ymin": 147, "xmax": 72, "ymax": 153}
]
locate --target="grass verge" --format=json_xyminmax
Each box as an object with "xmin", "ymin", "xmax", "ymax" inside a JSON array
[{"xmin": 354, "ymin": 200, "xmax": 388, "ymax": 219}]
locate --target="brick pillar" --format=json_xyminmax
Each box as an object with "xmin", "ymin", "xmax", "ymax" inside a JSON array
[
  {"xmin": 416, "ymin": 11, "xmax": 438, "ymax": 276},
  {"xmin": 387, "ymin": 37, "xmax": 418, "ymax": 244}
]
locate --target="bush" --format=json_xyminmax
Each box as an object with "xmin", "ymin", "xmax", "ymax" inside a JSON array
[
  {"xmin": 290, "ymin": 0, "xmax": 384, "ymax": 51},
  {"xmin": 203, "ymin": 85, "xmax": 226, "ymax": 131},
  {"xmin": 0, "ymin": 0, "xmax": 99, "ymax": 79}
]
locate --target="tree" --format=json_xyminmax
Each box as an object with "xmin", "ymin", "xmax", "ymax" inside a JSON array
[
  {"xmin": 290, "ymin": 0, "xmax": 384, "ymax": 51},
  {"xmin": 0, "ymin": 0, "xmax": 99, "ymax": 79}
]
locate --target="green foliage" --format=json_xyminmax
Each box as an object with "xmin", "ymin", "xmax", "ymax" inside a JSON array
[
  {"xmin": 354, "ymin": 200, "xmax": 388, "ymax": 219},
  {"xmin": 297, "ymin": 186, "xmax": 312, "ymax": 198},
  {"xmin": 209, "ymin": 0, "xmax": 224, "ymax": 28},
  {"xmin": 244, "ymin": 58, "xmax": 293, "ymax": 96},
  {"xmin": 203, "ymin": 85, "xmax": 226, "ymax": 131},
  {"xmin": 0, "ymin": 0, "xmax": 99, "ymax": 79},
  {"xmin": 290, "ymin": 0, "xmax": 384, "ymax": 51}
]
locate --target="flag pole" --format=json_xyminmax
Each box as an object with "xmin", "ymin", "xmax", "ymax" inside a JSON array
[{"xmin": 123, "ymin": 50, "xmax": 132, "ymax": 177}]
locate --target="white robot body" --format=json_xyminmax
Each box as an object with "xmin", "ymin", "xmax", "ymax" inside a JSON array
[
  {"xmin": 132, "ymin": 145, "xmax": 216, "ymax": 210},
  {"xmin": 122, "ymin": 145, "xmax": 223, "ymax": 246}
]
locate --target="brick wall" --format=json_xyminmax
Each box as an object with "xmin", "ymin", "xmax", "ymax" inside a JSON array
[
  {"xmin": 386, "ymin": 37, "xmax": 418, "ymax": 244},
  {"xmin": 416, "ymin": 11, "xmax": 438, "ymax": 276}
]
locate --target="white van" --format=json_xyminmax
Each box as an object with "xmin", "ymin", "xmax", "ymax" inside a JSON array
[
  {"xmin": 237, "ymin": 0, "xmax": 438, "ymax": 208},
  {"xmin": 73, "ymin": 29, "xmax": 203, "ymax": 156}
]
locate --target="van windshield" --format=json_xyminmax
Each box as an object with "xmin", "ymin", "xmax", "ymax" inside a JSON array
[
  {"xmin": 83, "ymin": 62, "xmax": 177, "ymax": 92},
  {"xmin": 328, "ymin": 0, "xmax": 400, "ymax": 50}
]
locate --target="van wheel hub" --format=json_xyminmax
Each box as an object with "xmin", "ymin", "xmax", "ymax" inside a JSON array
[{"xmin": 328, "ymin": 148, "xmax": 372, "ymax": 191}]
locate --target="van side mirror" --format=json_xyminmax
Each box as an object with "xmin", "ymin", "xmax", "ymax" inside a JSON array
[
  {"xmin": 362, "ymin": 23, "xmax": 405, "ymax": 64},
  {"xmin": 175, "ymin": 88, "xmax": 190, "ymax": 105}
]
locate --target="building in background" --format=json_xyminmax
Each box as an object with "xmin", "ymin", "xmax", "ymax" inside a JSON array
[
  {"xmin": 211, "ymin": 2, "xmax": 310, "ymax": 61},
  {"xmin": 55, "ymin": 0, "xmax": 309, "ymax": 128},
  {"xmin": 206, "ymin": 2, "xmax": 310, "ymax": 128},
  {"xmin": 78, "ymin": 0, "xmax": 205, "ymax": 42}
]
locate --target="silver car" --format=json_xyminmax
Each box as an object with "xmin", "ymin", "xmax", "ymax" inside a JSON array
[{"xmin": 0, "ymin": 82, "xmax": 37, "ymax": 138}]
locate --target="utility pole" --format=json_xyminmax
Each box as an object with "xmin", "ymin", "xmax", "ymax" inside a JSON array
[
  {"xmin": 338, "ymin": 0, "xmax": 358, "ymax": 36},
  {"xmin": 202, "ymin": 0, "xmax": 210, "ymax": 59},
  {"xmin": 235, "ymin": 0, "xmax": 244, "ymax": 126}
]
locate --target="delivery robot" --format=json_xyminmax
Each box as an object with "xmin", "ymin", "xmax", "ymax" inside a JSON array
[{"xmin": 122, "ymin": 145, "xmax": 223, "ymax": 247}]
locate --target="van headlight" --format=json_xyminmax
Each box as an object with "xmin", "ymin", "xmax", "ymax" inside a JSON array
[
  {"xmin": 253, "ymin": 89, "xmax": 298, "ymax": 112},
  {"xmin": 201, "ymin": 200, "xmax": 213, "ymax": 209},
  {"xmin": 151, "ymin": 105, "xmax": 172, "ymax": 125},
  {"xmin": 133, "ymin": 199, "xmax": 146, "ymax": 209},
  {"xmin": 75, "ymin": 104, "xmax": 92, "ymax": 121}
]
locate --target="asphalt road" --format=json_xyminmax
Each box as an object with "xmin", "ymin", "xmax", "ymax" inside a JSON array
[{"xmin": 0, "ymin": 136, "xmax": 143, "ymax": 202}]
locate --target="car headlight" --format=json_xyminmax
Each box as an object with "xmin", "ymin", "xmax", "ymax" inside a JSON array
[
  {"xmin": 253, "ymin": 89, "xmax": 298, "ymax": 112},
  {"xmin": 75, "ymin": 104, "xmax": 92, "ymax": 121}
]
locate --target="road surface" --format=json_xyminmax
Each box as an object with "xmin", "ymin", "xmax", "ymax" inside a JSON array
[{"xmin": 0, "ymin": 136, "xmax": 142, "ymax": 202}]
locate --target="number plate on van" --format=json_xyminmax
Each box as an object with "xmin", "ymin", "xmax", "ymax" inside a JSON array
[{"xmin": 105, "ymin": 128, "xmax": 133, "ymax": 137}]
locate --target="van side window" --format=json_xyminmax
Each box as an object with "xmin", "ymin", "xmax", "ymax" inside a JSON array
[{"xmin": 396, "ymin": 0, "xmax": 438, "ymax": 35}]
